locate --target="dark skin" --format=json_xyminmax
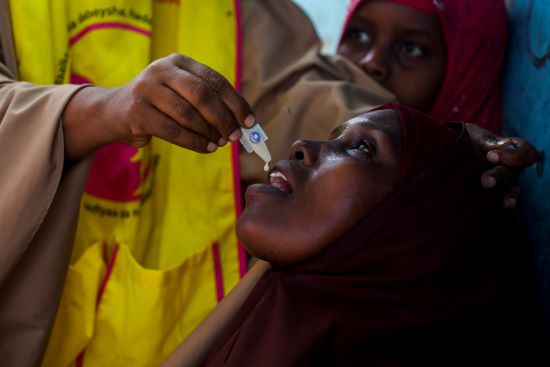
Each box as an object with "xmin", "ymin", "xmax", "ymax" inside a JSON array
[
  {"xmin": 337, "ymin": 0, "xmax": 538, "ymax": 208},
  {"xmin": 238, "ymin": 110, "xmax": 402, "ymax": 265},
  {"xmin": 338, "ymin": 0, "xmax": 447, "ymax": 113}
]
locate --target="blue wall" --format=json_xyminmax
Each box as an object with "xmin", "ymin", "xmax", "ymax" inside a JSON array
[{"xmin": 503, "ymin": 0, "xmax": 550, "ymax": 324}]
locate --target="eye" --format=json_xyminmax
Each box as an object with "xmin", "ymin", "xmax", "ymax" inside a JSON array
[
  {"xmin": 350, "ymin": 29, "xmax": 371, "ymax": 44},
  {"xmin": 350, "ymin": 139, "xmax": 376, "ymax": 157},
  {"xmin": 400, "ymin": 42, "xmax": 424, "ymax": 57}
]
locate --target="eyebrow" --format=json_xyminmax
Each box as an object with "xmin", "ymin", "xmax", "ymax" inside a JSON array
[
  {"xmin": 397, "ymin": 28, "xmax": 435, "ymax": 41},
  {"xmin": 330, "ymin": 116, "xmax": 401, "ymax": 147},
  {"xmin": 329, "ymin": 125, "xmax": 346, "ymax": 139},
  {"xmin": 329, "ymin": 119, "xmax": 389, "ymax": 138},
  {"xmin": 353, "ymin": 15, "xmax": 437, "ymax": 41},
  {"xmin": 364, "ymin": 119, "xmax": 401, "ymax": 147}
]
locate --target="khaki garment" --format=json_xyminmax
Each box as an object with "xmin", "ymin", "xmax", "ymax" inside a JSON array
[
  {"xmin": 0, "ymin": 69, "xmax": 91, "ymax": 364},
  {"xmin": 0, "ymin": 3, "xmax": 91, "ymax": 365},
  {"xmin": 0, "ymin": 0, "xmax": 394, "ymax": 365},
  {"xmin": 239, "ymin": 0, "xmax": 395, "ymax": 184}
]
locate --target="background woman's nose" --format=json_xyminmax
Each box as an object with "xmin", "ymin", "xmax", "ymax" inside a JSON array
[
  {"xmin": 359, "ymin": 49, "xmax": 389, "ymax": 80},
  {"xmin": 288, "ymin": 139, "xmax": 318, "ymax": 166}
]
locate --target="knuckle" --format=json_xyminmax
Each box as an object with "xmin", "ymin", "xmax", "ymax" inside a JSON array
[
  {"xmin": 146, "ymin": 59, "xmax": 164, "ymax": 74},
  {"xmin": 162, "ymin": 122, "xmax": 183, "ymax": 141},
  {"xmin": 170, "ymin": 53, "xmax": 192, "ymax": 70},
  {"xmin": 219, "ymin": 110, "xmax": 236, "ymax": 135},
  {"xmin": 206, "ymin": 72, "xmax": 228, "ymax": 93},
  {"xmin": 192, "ymin": 82, "xmax": 214, "ymax": 105},
  {"xmin": 174, "ymin": 101, "xmax": 195, "ymax": 122},
  {"xmin": 129, "ymin": 79, "xmax": 147, "ymax": 97},
  {"xmin": 171, "ymin": 53, "xmax": 187, "ymax": 63},
  {"xmin": 165, "ymin": 53, "xmax": 179, "ymax": 63}
]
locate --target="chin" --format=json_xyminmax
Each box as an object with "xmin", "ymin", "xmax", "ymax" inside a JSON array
[
  {"xmin": 236, "ymin": 212, "xmax": 262, "ymax": 258},
  {"xmin": 236, "ymin": 214, "xmax": 288, "ymax": 264},
  {"xmin": 235, "ymin": 216, "xmax": 248, "ymax": 243}
]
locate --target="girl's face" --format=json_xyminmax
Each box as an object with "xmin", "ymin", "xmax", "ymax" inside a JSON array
[
  {"xmin": 237, "ymin": 110, "xmax": 402, "ymax": 265},
  {"xmin": 338, "ymin": 1, "xmax": 447, "ymax": 112}
]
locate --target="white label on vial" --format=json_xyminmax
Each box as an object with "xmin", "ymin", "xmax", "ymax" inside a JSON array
[
  {"xmin": 240, "ymin": 124, "xmax": 268, "ymax": 153},
  {"xmin": 240, "ymin": 124, "xmax": 272, "ymax": 171}
]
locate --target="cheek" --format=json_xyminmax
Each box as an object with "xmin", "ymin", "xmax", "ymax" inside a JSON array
[
  {"xmin": 337, "ymin": 43, "xmax": 362, "ymax": 63},
  {"xmin": 236, "ymin": 180, "xmax": 373, "ymax": 265},
  {"xmin": 236, "ymin": 201, "xmax": 335, "ymax": 265},
  {"xmin": 302, "ymin": 176, "xmax": 375, "ymax": 242},
  {"xmin": 235, "ymin": 169, "xmax": 395, "ymax": 265}
]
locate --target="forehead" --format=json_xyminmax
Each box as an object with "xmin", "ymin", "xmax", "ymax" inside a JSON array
[
  {"xmin": 352, "ymin": 1, "xmax": 441, "ymax": 35},
  {"xmin": 334, "ymin": 109, "xmax": 402, "ymax": 146}
]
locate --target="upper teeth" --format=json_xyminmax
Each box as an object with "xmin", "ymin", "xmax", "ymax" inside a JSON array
[
  {"xmin": 268, "ymin": 170, "xmax": 292, "ymax": 194},
  {"xmin": 269, "ymin": 171, "xmax": 287, "ymax": 182}
]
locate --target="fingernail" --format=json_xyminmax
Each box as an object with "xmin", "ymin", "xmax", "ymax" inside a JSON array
[
  {"xmin": 487, "ymin": 151, "xmax": 499, "ymax": 163},
  {"xmin": 206, "ymin": 142, "xmax": 218, "ymax": 153},
  {"xmin": 508, "ymin": 197, "xmax": 516, "ymax": 209},
  {"xmin": 217, "ymin": 137, "xmax": 227, "ymax": 146},
  {"xmin": 504, "ymin": 143, "xmax": 518, "ymax": 151},
  {"xmin": 228, "ymin": 129, "xmax": 241, "ymax": 142},
  {"xmin": 486, "ymin": 176, "xmax": 496, "ymax": 188},
  {"xmin": 244, "ymin": 114, "xmax": 256, "ymax": 128}
]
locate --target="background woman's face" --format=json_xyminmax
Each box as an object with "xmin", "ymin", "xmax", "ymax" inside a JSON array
[
  {"xmin": 237, "ymin": 110, "xmax": 402, "ymax": 265},
  {"xmin": 338, "ymin": 1, "xmax": 447, "ymax": 112}
]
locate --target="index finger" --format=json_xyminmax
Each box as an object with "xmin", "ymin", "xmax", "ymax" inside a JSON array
[{"xmin": 172, "ymin": 54, "xmax": 256, "ymax": 129}]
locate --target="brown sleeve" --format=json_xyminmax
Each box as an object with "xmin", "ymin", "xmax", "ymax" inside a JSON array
[
  {"xmin": 0, "ymin": 67, "xmax": 92, "ymax": 366},
  {"xmin": 239, "ymin": 0, "xmax": 395, "ymax": 184},
  {"xmin": 0, "ymin": 0, "xmax": 19, "ymax": 79}
]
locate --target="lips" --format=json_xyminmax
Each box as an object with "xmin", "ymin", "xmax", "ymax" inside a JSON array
[{"xmin": 268, "ymin": 169, "xmax": 293, "ymax": 194}]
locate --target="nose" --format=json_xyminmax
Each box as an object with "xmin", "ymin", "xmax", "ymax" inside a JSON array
[
  {"xmin": 358, "ymin": 48, "xmax": 389, "ymax": 81},
  {"xmin": 288, "ymin": 139, "xmax": 320, "ymax": 166}
]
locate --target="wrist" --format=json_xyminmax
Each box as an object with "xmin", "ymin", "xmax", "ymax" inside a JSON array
[{"xmin": 62, "ymin": 86, "xmax": 122, "ymax": 159}]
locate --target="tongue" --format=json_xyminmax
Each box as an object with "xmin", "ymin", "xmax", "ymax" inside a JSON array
[{"xmin": 271, "ymin": 177, "xmax": 293, "ymax": 194}]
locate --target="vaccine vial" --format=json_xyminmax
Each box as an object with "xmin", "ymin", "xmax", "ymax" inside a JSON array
[{"xmin": 239, "ymin": 124, "xmax": 272, "ymax": 171}]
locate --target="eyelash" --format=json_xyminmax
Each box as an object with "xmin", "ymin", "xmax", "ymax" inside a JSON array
[
  {"xmin": 348, "ymin": 28, "xmax": 370, "ymax": 44},
  {"xmin": 352, "ymin": 29, "xmax": 370, "ymax": 43},
  {"xmin": 400, "ymin": 42, "xmax": 424, "ymax": 58},
  {"xmin": 351, "ymin": 139, "xmax": 376, "ymax": 156},
  {"xmin": 347, "ymin": 29, "xmax": 426, "ymax": 59}
]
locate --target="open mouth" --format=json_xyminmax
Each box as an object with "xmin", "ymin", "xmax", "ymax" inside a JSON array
[{"xmin": 268, "ymin": 169, "xmax": 293, "ymax": 194}]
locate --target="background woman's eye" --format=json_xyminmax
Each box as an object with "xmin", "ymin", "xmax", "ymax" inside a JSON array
[
  {"xmin": 352, "ymin": 29, "xmax": 371, "ymax": 43},
  {"xmin": 400, "ymin": 42, "xmax": 424, "ymax": 57}
]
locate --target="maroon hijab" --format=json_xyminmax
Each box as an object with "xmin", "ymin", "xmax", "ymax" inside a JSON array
[
  {"xmin": 343, "ymin": 0, "xmax": 509, "ymax": 133},
  {"xmin": 206, "ymin": 104, "xmax": 539, "ymax": 366}
]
